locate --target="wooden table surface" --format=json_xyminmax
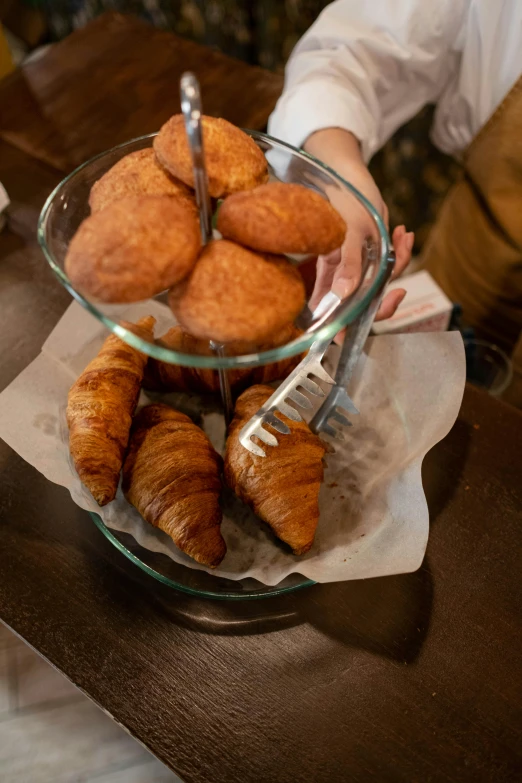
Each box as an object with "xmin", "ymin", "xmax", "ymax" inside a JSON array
[
  {"xmin": 0, "ymin": 12, "xmax": 283, "ymax": 172},
  {"xmin": 1, "ymin": 14, "xmax": 521, "ymax": 783}
]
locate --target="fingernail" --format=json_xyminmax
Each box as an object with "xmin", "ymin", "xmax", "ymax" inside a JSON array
[
  {"xmin": 405, "ymin": 232, "xmax": 415, "ymax": 252},
  {"xmin": 332, "ymin": 277, "xmax": 357, "ymax": 299}
]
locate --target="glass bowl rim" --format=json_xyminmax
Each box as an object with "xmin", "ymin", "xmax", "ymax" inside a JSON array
[
  {"xmin": 90, "ymin": 512, "xmax": 316, "ymax": 600},
  {"xmin": 38, "ymin": 130, "xmax": 390, "ymax": 369}
]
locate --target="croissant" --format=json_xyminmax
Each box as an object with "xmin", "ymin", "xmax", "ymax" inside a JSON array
[
  {"xmin": 66, "ymin": 316, "xmax": 155, "ymax": 506},
  {"xmin": 144, "ymin": 324, "xmax": 304, "ymax": 395},
  {"xmin": 224, "ymin": 385, "xmax": 327, "ymax": 555},
  {"xmin": 122, "ymin": 404, "xmax": 226, "ymax": 567}
]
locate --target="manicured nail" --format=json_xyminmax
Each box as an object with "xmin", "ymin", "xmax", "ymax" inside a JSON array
[
  {"xmin": 405, "ymin": 232, "xmax": 414, "ymax": 252},
  {"xmin": 332, "ymin": 277, "xmax": 357, "ymax": 299}
]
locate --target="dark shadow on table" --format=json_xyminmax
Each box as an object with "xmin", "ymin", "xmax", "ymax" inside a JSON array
[
  {"xmin": 4, "ymin": 458, "xmax": 433, "ymax": 669},
  {"xmin": 148, "ymin": 559, "xmax": 433, "ymax": 666},
  {"xmin": 1, "ymin": 445, "xmax": 434, "ymax": 669}
]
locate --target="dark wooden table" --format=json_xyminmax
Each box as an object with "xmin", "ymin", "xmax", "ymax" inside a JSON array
[{"xmin": 1, "ymin": 14, "xmax": 521, "ymax": 783}]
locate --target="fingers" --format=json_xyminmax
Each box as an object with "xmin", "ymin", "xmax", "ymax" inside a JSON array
[
  {"xmin": 333, "ymin": 328, "xmax": 346, "ymax": 346},
  {"xmin": 310, "ymin": 223, "xmax": 413, "ymax": 322},
  {"xmin": 391, "ymin": 225, "xmax": 414, "ymax": 279},
  {"xmin": 331, "ymin": 228, "xmax": 365, "ymax": 299},
  {"xmin": 332, "ymin": 219, "xmax": 412, "ymax": 299},
  {"xmin": 309, "ymin": 248, "xmax": 341, "ymax": 310},
  {"xmin": 335, "ymin": 288, "xmax": 406, "ymax": 342},
  {"xmin": 375, "ymin": 226, "xmax": 412, "ymax": 320},
  {"xmin": 375, "ymin": 288, "xmax": 406, "ymax": 321}
]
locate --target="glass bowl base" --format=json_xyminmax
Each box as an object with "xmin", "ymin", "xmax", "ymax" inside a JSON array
[{"xmin": 91, "ymin": 513, "xmax": 315, "ymax": 600}]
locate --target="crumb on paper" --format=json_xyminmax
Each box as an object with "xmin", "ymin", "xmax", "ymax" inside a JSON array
[
  {"xmin": 432, "ymin": 692, "xmax": 437, "ymax": 697},
  {"xmin": 328, "ymin": 481, "xmax": 338, "ymax": 488}
]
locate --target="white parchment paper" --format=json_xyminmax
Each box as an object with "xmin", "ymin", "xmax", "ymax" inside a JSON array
[{"xmin": 0, "ymin": 301, "xmax": 465, "ymax": 585}]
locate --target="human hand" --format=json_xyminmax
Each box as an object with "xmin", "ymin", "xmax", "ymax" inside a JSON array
[
  {"xmin": 304, "ymin": 129, "xmax": 414, "ymax": 321},
  {"xmin": 310, "ymin": 226, "xmax": 414, "ymax": 320}
]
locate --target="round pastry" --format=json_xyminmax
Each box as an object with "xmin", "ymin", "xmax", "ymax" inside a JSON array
[
  {"xmin": 154, "ymin": 114, "xmax": 268, "ymax": 199},
  {"xmin": 89, "ymin": 149, "xmax": 196, "ymax": 214},
  {"xmin": 65, "ymin": 195, "xmax": 201, "ymax": 303},
  {"xmin": 168, "ymin": 239, "xmax": 305, "ymax": 344},
  {"xmin": 217, "ymin": 182, "xmax": 347, "ymax": 255}
]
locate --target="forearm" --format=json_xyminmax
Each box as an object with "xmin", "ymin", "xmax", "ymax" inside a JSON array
[
  {"xmin": 304, "ymin": 128, "xmax": 364, "ymax": 171},
  {"xmin": 305, "ymin": 130, "xmax": 411, "ymax": 315},
  {"xmin": 304, "ymin": 128, "xmax": 385, "ymax": 219}
]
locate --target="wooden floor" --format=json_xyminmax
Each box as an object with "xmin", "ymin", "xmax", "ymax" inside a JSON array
[{"xmin": 0, "ymin": 622, "xmax": 181, "ymax": 783}]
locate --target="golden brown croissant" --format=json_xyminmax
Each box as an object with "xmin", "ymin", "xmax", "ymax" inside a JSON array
[
  {"xmin": 143, "ymin": 323, "xmax": 304, "ymax": 395},
  {"xmin": 224, "ymin": 385, "xmax": 327, "ymax": 555},
  {"xmin": 122, "ymin": 404, "xmax": 226, "ymax": 567},
  {"xmin": 67, "ymin": 316, "xmax": 155, "ymax": 506}
]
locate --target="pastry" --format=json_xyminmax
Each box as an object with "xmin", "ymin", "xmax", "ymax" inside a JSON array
[
  {"xmin": 224, "ymin": 384, "xmax": 327, "ymax": 555},
  {"xmin": 143, "ymin": 327, "xmax": 247, "ymax": 394},
  {"xmin": 154, "ymin": 114, "xmax": 268, "ymax": 198},
  {"xmin": 65, "ymin": 195, "xmax": 201, "ymax": 303},
  {"xmin": 168, "ymin": 239, "xmax": 305, "ymax": 344},
  {"xmin": 89, "ymin": 149, "xmax": 197, "ymax": 214},
  {"xmin": 67, "ymin": 316, "xmax": 155, "ymax": 506},
  {"xmin": 144, "ymin": 323, "xmax": 304, "ymax": 394},
  {"xmin": 122, "ymin": 403, "xmax": 226, "ymax": 567},
  {"xmin": 217, "ymin": 182, "xmax": 347, "ymax": 255}
]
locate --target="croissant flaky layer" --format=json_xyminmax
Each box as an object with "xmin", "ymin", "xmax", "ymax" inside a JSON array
[
  {"xmin": 66, "ymin": 316, "xmax": 155, "ymax": 506},
  {"xmin": 224, "ymin": 385, "xmax": 327, "ymax": 555},
  {"xmin": 123, "ymin": 404, "xmax": 226, "ymax": 568}
]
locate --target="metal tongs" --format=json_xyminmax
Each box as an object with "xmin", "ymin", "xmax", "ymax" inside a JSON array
[
  {"xmin": 239, "ymin": 253, "xmax": 395, "ymax": 456},
  {"xmin": 180, "ymin": 72, "xmax": 395, "ymax": 447},
  {"xmin": 180, "ymin": 72, "xmax": 234, "ymax": 424}
]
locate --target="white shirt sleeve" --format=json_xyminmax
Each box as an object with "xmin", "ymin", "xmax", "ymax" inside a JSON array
[{"xmin": 268, "ymin": 0, "xmax": 467, "ymax": 162}]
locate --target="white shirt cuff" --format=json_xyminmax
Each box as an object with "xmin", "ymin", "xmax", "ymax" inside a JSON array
[{"xmin": 268, "ymin": 80, "xmax": 379, "ymax": 163}]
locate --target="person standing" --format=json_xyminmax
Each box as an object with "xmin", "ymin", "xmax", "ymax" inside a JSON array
[{"xmin": 269, "ymin": 0, "xmax": 522, "ymax": 399}]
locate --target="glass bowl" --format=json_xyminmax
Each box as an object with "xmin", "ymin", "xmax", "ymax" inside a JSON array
[
  {"xmin": 40, "ymin": 130, "xmax": 390, "ymax": 600},
  {"xmin": 91, "ymin": 513, "xmax": 315, "ymax": 600},
  {"xmin": 38, "ymin": 131, "xmax": 390, "ymax": 370}
]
